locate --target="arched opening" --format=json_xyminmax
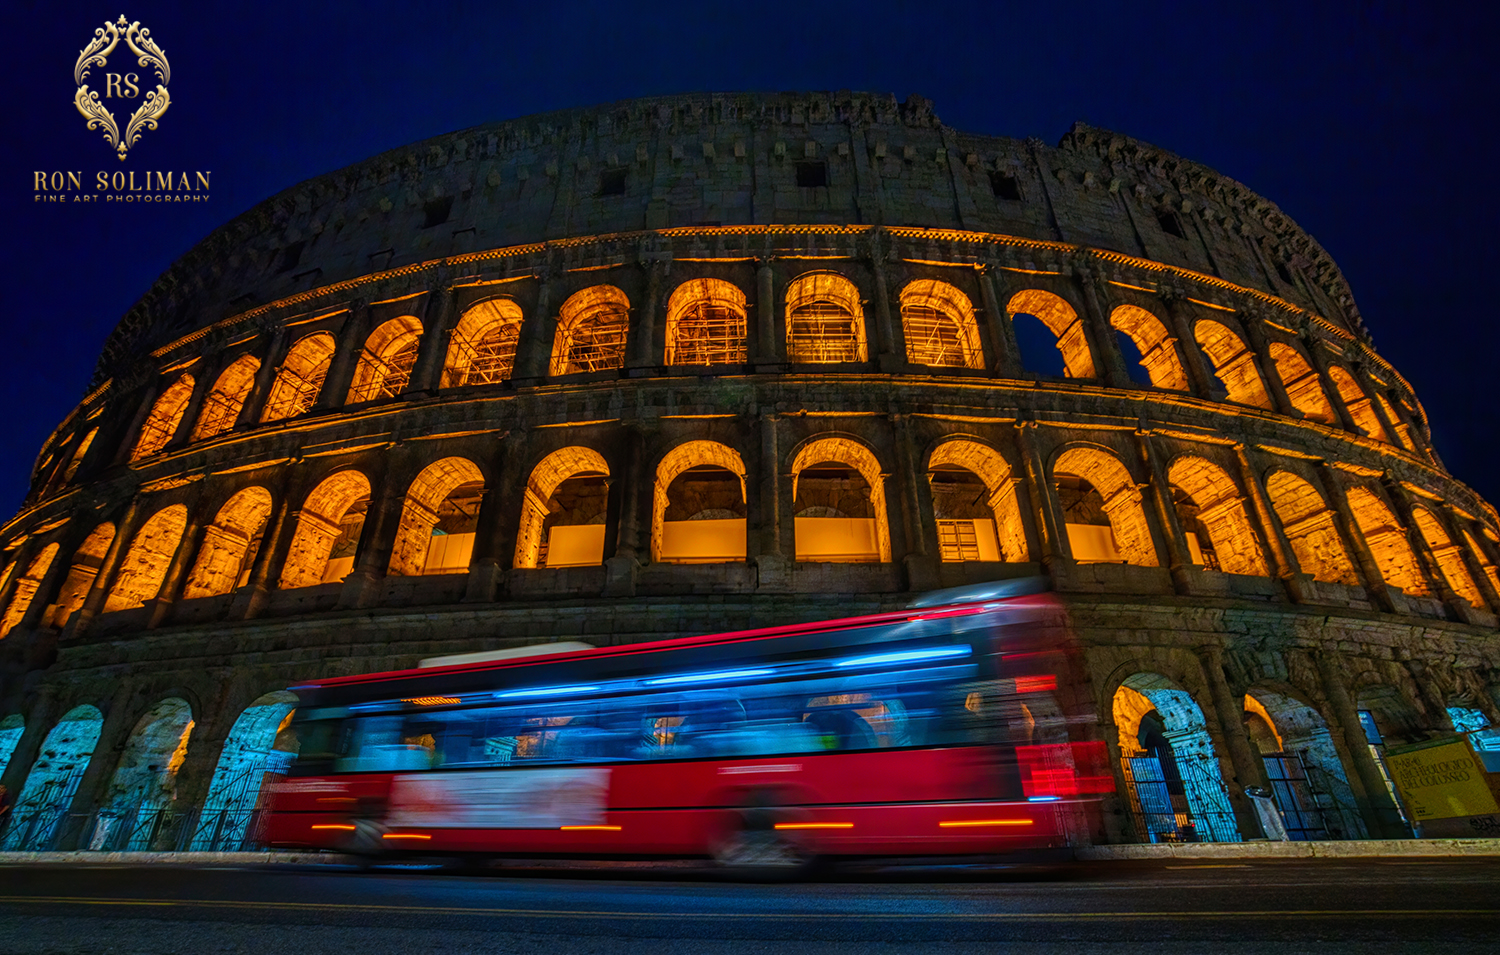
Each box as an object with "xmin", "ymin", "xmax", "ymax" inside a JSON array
[
  {"xmin": 1460, "ymin": 527, "xmax": 1500, "ymax": 597},
  {"xmin": 1327, "ymin": 367, "xmax": 1389, "ymax": 442},
  {"xmin": 2, "ymin": 705, "xmax": 103, "ymax": 850},
  {"xmin": 0, "ymin": 714, "xmax": 23, "ymax": 777},
  {"xmin": 191, "ymin": 355, "xmax": 261, "ymax": 440},
  {"xmin": 61, "ymin": 428, "xmax": 97, "ymax": 483},
  {"xmin": 0, "ymin": 543, "xmax": 59, "ymax": 638},
  {"xmin": 792, "ymin": 438, "xmax": 891, "ymax": 563},
  {"xmin": 1374, "ymin": 393, "xmax": 1415, "ymax": 449},
  {"xmin": 95, "ymin": 698, "xmax": 194, "ymax": 851},
  {"xmin": 927, "ymin": 440, "xmax": 1028, "ymax": 562},
  {"xmin": 1113, "ymin": 673, "xmax": 1238, "ymax": 843},
  {"xmin": 388, "ymin": 457, "xmax": 487, "ymax": 577},
  {"xmin": 192, "ymin": 691, "xmax": 298, "ymax": 851},
  {"xmin": 1343, "ymin": 487, "xmax": 1428, "ymax": 596},
  {"xmin": 181, "ymin": 488, "xmax": 274, "ymax": 599},
  {"xmin": 130, "ymin": 375, "xmax": 195, "ymax": 460},
  {"xmin": 900, "ymin": 279, "xmax": 982, "ymax": 369},
  {"xmin": 443, "ymin": 298, "xmax": 523, "ymax": 387},
  {"xmin": 1007, "ymin": 289, "xmax": 1094, "ymax": 379},
  {"xmin": 514, "ymin": 448, "xmax": 610, "ymax": 569},
  {"xmin": 277, "ymin": 471, "xmax": 371, "ymax": 589},
  {"xmin": 785, "ymin": 272, "xmax": 867, "ymax": 364},
  {"xmin": 1267, "ymin": 343, "xmax": 1335, "ymax": 424},
  {"xmin": 261, "ymin": 332, "xmax": 336, "ymax": 422},
  {"xmin": 664, "ymin": 278, "xmax": 748, "ymax": 366},
  {"xmin": 1193, "ymin": 320, "xmax": 1272, "ymax": 408},
  {"xmin": 104, "ymin": 504, "xmax": 188, "ymax": 612},
  {"xmin": 49, "ymin": 523, "xmax": 115, "ymax": 629},
  {"xmin": 346, "ymin": 316, "xmax": 423, "ymax": 403},
  {"xmin": 1110, "ymin": 305, "xmax": 1187, "ymax": 390},
  {"xmin": 1165, "ymin": 456, "xmax": 1268, "ymax": 576},
  {"xmin": 1410, "ymin": 507, "xmax": 1485, "ymax": 607},
  {"xmin": 1353, "ymin": 684, "xmax": 1421, "ymax": 833},
  {"xmin": 551, "ymin": 286, "xmax": 629, "ymax": 375},
  {"xmin": 1264, "ymin": 471, "xmax": 1359, "ymax": 585},
  {"xmin": 1053, "ymin": 447, "xmax": 1157, "ymax": 567},
  {"xmin": 653, "ymin": 441, "xmax": 747, "ymax": 564},
  {"xmin": 1245, "ymin": 690, "xmax": 1367, "ymax": 840}
]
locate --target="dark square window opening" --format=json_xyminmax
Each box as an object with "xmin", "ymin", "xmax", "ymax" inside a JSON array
[
  {"xmin": 1156, "ymin": 209, "xmax": 1186, "ymax": 238},
  {"xmin": 598, "ymin": 167, "xmax": 627, "ymax": 197},
  {"xmin": 989, "ymin": 171, "xmax": 1022, "ymax": 201},
  {"xmin": 1275, "ymin": 261, "xmax": 1295, "ymax": 285},
  {"xmin": 423, "ymin": 197, "xmax": 454, "ymax": 229},
  {"xmin": 276, "ymin": 241, "xmax": 305, "ymax": 274},
  {"xmin": 796, "ymin": 161, "xmax": 828, "ymax": 188}
]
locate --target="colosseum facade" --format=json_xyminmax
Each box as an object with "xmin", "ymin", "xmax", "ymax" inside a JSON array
[{"xmin": 0, "ymin": 91, "xmax": 1497, "ymax": 851}]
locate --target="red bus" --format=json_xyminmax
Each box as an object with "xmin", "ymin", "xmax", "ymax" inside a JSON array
[{"xmin": 265, "ymin": 580, "xmax": 1113, "ymax": 872}]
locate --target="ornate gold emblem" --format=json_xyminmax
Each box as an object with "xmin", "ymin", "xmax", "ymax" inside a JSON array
[{"xmin": 73, "ymin": 15, "xmax": 171, "ymax": 161}]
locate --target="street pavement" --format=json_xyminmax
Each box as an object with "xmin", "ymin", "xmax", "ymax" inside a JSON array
[{"xmin": 0, "ymin": 857, "xmax": 1495, "ymax": 954}]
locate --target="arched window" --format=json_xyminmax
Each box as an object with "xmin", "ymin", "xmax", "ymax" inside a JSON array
[
  {"xmin": 901, "ymin": 279, "xmax": 982, "ymax": 369},
  {"xmin": 1264, "ymin": 471, "xmax": 1358, "ymax": 585},
  {"xmin": 191, "ymin": 355, "xmax": 260, "ymax": 440},
  {"xmin": 277, "ymin": 471, "xmax": 371, "ymax": 589},
  {"xmin": 927, "ymin": 440, "xmax": 1028, "ymax": 562},
  {"xmin": 515, "ymin": 448, "xmax": 611, "ymax": 569},
  {"xmin": 664, "ymin": 279, "xmax": 747, "ymax": 366},
  {"xmin": 261, "ymin": 332, "xmax": 336, "ymax": 422},
  {"xmin": 1374, "ymin": 393, "xmax": 1414, "ymax": 449},
  {"xmin": 4, "ymin": 705, "xmax": 102, "ymax": 850},
  {"xmin": 1267, "ymin": 343, "xmax": 1335, "ymax": 423},
  {"xmin": 1165, "ymin": 456, "xmax": 1267, "ymax": 576},
  {"xmin": 791, "ymin": 437, "xmax": 890, "ymax": 562},
  {"xmin": 1326, "ymin": 367, "xmax": 1389, "ymax": 442},
  {"xmin": 193, "ymin": 691, "xmax": 298, "ymax": 850},
  {"xmin": 1410, "ymin": 507, "xmax": 1485, "ymax": 608},
  {"xmin": 98, "ymin": 698, "xmax": 195, "ymax": 849},
  {"xmin": 181, "ymin": 487, "xmax": 274, "ymax": 599},
  {"xmin": 347, "ymin": 316, "xmax": 423, "ymax": 403},
  {"xmin": 388, "ymin": 457, "xmax": 486, "ymax": 576},
  {"xmin": 1342, "ymin": 487, "xmax": 1427, "ymax": 596},
  {"xmin": 0, "ymin": 544, "xmax": 59, "ymax": 638},
  {"xmin": 443, "ymin": 298, "xmax": 523, "ymax": 387},
  {"xmin": 49, "ymin": 522, "xmax": 114, "ymax": 629},
  {"xmin": 1194, "ymin": 320, "xmax": 1272, "ymax": 408},
  {"xmin": 785, "ymin": 272, "xmax": 867, "ymax": 364},
  {"xmin": 1052, "ymin": 447, "xmax": 1157, "ymax": 567},
  {"xmin": 551, "ymin": 286, "xmax": 629, "ymax": 375},
  {"xmin": 104, "ymin": 504, "xmax": 189, "ymax": 611},
  {"xmin": 130, "ymin": 375, "xmax": 195, "ymax": 460},
  {"xmin": 1460, "ymin": 527, "xmax": 1500, "ymax": 597},
  {"xmin": 1007, "ymin": 290, "xmax": 1095, "ymax": 378},
  {"xmin": 1110, "ymin": 305, "xmax": 1187, "ymax": 390},
  {"xmin": 653, "ymin": 441, "xmax": 747, "ymax": 563},
  {"xmin": 61, "ymin": 428, "xmax": 97, "ymax": 483}
]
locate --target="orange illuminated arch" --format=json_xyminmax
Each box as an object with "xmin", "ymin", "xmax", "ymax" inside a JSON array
[
  {"xmin": 131, "ymin": 375, "xmax": 195, "ymax": 460},
  {"xmin": 785, "ymin": 272, "xmax": 867, "ymax": 364},
  {"xmin": 1410, "ymin": 507, "xmax": 1485, "ymax": 608},
  {"xmin": 0, "ymin": 544, "xmax": 60, "ymax": 638},
  {"xmin": 278, "ymin": 471, "xmax": 371, "ymax": 589},
  {"xmin": 664, "ymin": 279, "xmax": 747, "ymax": 366},
  {"xmin": 1264, "ymin": 471, "xmax": 1358, "ymax": 585},
  {"xmin": 444, "ymin": 298, "xmax": 523, "ymax": 387},
  {"xmin": 1007, "ymin": 289, "xmax": 1095, "ymax": 378},
  {"xmin": 1194, "ymin": 320, "xmax": 1272, "ymax": 408},
  {"xmin": 1328, "ymin": 367, "xmax": 1389, "ymax": 442},
  {"xmin": 262, "ymin": 332, "xmax": 336, "ymax": 422},
  {"xmin": 551, "ymin": 286, "xmax": 629, "ymax": 375},
  {"xmin": 105, "ymin": 504, "xmax": 189, "ymax": 611},
  {"xmin": 927, "ymin": 439, "xmax": 1028, "ymax": 562},
  {"xmin": 1165, "ymin": 455, "xmax": 1267, "ymax": 576},
  {"xmin": 192, "ymin": 355, "xmax": 260, "ymax": 440},
  {"xmin": 515, "ymin": 448, "xmax": 611, "ymax": 569},
  {"xmin": 388, "ymin": 457, "xmax": 487, "ymax": 577},
  {"xmin": 901, "ymin": 279, "xmax": 982, "ymax": 369},
  {"xmin": 1342, "ymin": 486, "xmax": 1427, "ymax": 596},
  {"xmin": 1267, "ymin": 343, "xmax": 1334, "ymax": 424},
  {"xmin": 791, "ymin": 437, "xmax": 891, "ymax": 562},
  {"xmin": 1110, "ymin": 305, "xmax": 1187, "ymax": 391},
  {"xmin": 1052, "ymin": 446, "xmax": 1158, "ymax": 567},
  {"xmin": 182, "ymin": 487, "xmax": 274, "ymax": 600},
  {"xmin": 347, "ymin": 316, "xmax": 423, "ymax": 403},
  {"xmin": 652, "ymin": 440, "xmax": 747, "ymax": 563},
  {"xmin": 50, "ymin": 522, "xmax": 115, "ymax": 629}
]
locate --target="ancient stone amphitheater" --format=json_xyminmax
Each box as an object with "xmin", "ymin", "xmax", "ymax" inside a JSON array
[{"xmin": 0, "ymin": 92, "xmax": 1496, "ymax": 851}]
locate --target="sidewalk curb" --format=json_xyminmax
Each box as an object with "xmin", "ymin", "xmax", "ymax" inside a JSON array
[{"xmin": 1075, "ymin": 839, "xmax": 1500, "ymax": 860}]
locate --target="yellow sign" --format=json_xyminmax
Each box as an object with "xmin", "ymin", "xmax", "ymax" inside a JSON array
[
  {"xmin": 1386, "ymin": 738, "xmax": 1499, "ymax": 821},
  {"xmin": 74, "ymin": 15, "xmax": 171, "ymax": 161}
]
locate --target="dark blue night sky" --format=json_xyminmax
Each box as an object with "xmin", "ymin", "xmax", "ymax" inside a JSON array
[{"xmin": 2, "ymin": 1, "xmax": 1496, "ymax": 515}]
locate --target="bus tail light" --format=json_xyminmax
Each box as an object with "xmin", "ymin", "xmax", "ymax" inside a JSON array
[{"xmin": 1016, "ymin": 742, "xmax": 1115, "ymax": 798}]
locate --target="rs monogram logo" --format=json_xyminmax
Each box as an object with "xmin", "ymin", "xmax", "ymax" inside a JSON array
[{"xmin": 73, "ymin": 15, "xmax": 171, "ymax": 161}]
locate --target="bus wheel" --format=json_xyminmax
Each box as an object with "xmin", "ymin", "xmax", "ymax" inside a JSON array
[
  {"xmin": 712, "ymin": 802, "xmax": 817, "ymax": 880},
  {"xmin": 342, "ymin": 818, "xmax": 390, "ymax": 866}
]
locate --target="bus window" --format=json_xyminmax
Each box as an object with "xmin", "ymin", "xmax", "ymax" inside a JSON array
[{"xmin": 335, "ymin": 717, "xmax": 436, "ymax": 773}]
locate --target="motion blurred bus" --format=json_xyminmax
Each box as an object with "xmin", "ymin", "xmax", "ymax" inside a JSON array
[{"xmin": 265, "ymin": 580, "xmax": 1112, "ymax": 871}]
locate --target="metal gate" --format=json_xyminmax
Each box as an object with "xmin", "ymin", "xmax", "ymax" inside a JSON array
[
  {"xmin": 1122, "ymin": 753, "xmax": 1240, "ymax": 843},
  {"xmin": 1260, "ymin": 751, "xmax": 1329, "ymax": 840},
  {"xmin": 1, "ymin": 769, "xmax": 86, "ymax": 850},
  {"xmin": 191, "ymin": 759, "xmax": 281, "ymax": 851}
]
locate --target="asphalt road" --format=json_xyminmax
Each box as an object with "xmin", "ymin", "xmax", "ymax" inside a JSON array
[{"xmin": 0, "ymin": 857, "xmax": 1495, "ymax": 954}]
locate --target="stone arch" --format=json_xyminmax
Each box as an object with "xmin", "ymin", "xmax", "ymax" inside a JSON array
[
  {"xmin": 277, "ymin": 470, "xmax": 372, "ymax": 589},
  {"xmin": 49, "ymin": 523, "xmax": 115, "ymax": 629},
  {"xmin": 1052, "ymin": 446, "xmax": 1158, "ymax": 567},
  {"xmin": 791, "ymin": 436, "xmax": 892, "ymax": 562},
  {"xmin": 551, "ymin": 285, "xmax": 629, "ymax": 375},
  {"xmin": 261, "ymin": 331, "xmax": 336, "ymax": 422},
  {"xmin": 191, "ymin": 355, "xmax": 261, "ymax": 440},
  {"xmin": 2, "ymin": 704, "xmax": 103, "ymax": 850},
  {"xmin": 97, "ymin": 697, "xmax": 195, "ymax": 850},
  {"xmin": 514, "ymin": 447, "xmax": 611, "ymax": 569},
  {"xmin": 0, "ymin": 713, "xmax": 22, "ymax": 777},
  {"xmin": 652, "ymin": 440, "xmax": 747, "ymax": 564},
  {"xmin": 1193, "ymin": 319, "xmax": 1272, "ymax": 408},
  {"xmin": 1327, "ymin": 366, "xmax": 1389, "ymax": 441},
  {"xmin": 1165, "ymin": 455, "xmax": 1267, "ymax": 576},
  {"xmin": 1267, "ymin": 343, "xmax": 1335, "ymax": 424},
  {"xmin": 1112, "ymin": 672, "xmax": 1238, "ymax": 842},
  {"xmin": 61, "ymin": 428, "xmax": 97, "ymax": 483},
  {"xmin": 1459, "ymin": 527, "xmax": 1500, "ymax": 597},
  {"xmin": 0, "ymin": 543, "xmax": 59, "ymax": 638},
  {"xmin": 900, "ymin": 279, "xmax": 982, "ymax": 369},
  {"xmin": 181, "ymin": 487, "xmax": 275, "ymax": 600},
  {"xmin": 1343, "ymin": 486, "xmax": 1429, "ymax": 596},
  {"xmin": 785, "ymin": 271, "xmax": 868, "ymax": 364},
  {"xmin": 1007, "ymin": 289, "xmax": 1094, "ymax": 378},
  {"xmin": 388, "ymin": 457, "xmax": 488, "ymax": 577},
  {"xmin": 1354, "ymin": 682, "xmax": 1424, "ymax": 747},
  {"xmin": 104, "ymin": 504, "xmax": 189, "ymax": 612},
  {"xmin": 1374, "ymin": 392, "xmax": 1415, "ymax": 449},
  {"xmin": 1264, "ymin": 471, "xmax": 1359, "ymax": 585},
  {"xmin": 664, "ymin": 278, "xmax": 748, "ymax": 366},
  {"xmin": 130, "ymin": 374, "xmax": 195, "ymax": 461},
  {"xmin": 1410, "ymin": 506, "xmax": 1485, "ymax": 607},
  {"xmin": 1245, "ymin": 687, "xmax": 1368, "ymax": 839},
  {"xmin": 346, "ymin": 315, "xmax": 423, "ymax": 403},
  {"xmin": 192, "ymin": 690, "xmax": 298, "ymax": 850},
  {"xmin": 1110, "ymin": 304, "xmax": 1187, "ymax": 390},
  {"xmin": 927, "ymin": 438, "xmax": 1028, "ymax": 562},
  {"xmin": 444, "ymin": 297, "xmax": 524, "ymax": 387}
]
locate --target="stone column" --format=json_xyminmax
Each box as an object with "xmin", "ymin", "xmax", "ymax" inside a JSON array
[
  {"xmin": 62, "ymin": 499, "xmax": 143, "ymax": 642},
  {"xmin": 1439, "ymin": 509, "xmax": 1500, "ymax": 615},
  {"xmin": 1015, "ymin": 420, "xmax": 1066, "ymax": 566},
  {"xmin": 1239, "ymin": 310, "xmax": 1300, "ymax": 418},
  {"xmin": 753, "ymin": 414, "xmax": 792, "ymax": 591},
  {"xmin": 235, "ymin": 325, "xmax": 288, "ymax": 429},
  {"xmin": 15, "ymin": 535, "xmax": 77, "ymax": 634},
  {"xmin": 163, "ymin": 369, "xmax": 216, "ymax": 453},
  {"xmin": 1075, "ymin": 265, "xmax": 1132, "ymax": 388},
  {"xmin": 1136, "ymin": 432, "xmax": 1195, "ymax": 592},
  {"xmin": 54, "ymin": 683, "xmax": 137, "ymax": 850},
  {"xmin": 1159, "ymin": 292, "xmax": 1221, "ymax": 399},
  {"xmin": 1302, "ymin": 336, "xmax": 1360, "ymax": 434},
  {"xmin": 405, "ymin": 286, "xmax": 454, "ymax": 394},
  {"xmin": 977, "ymin": 264, "xmax": 1023, "ymax": 378},
  {"xmin": 1315, "ymin": 650, "xmax": 1410, "ymax": 838},
  {"xmin": 1232, "ymin": 444, "xmax": 1299, "ymax": 583},
  {"xmin": 753, "ymin": 258, "xmax": 782, "ymax": 367},
  {"xmin": 1195, "ymin": 644, "xmax": 1268, "ymax": 837},
  {"xmin": 1349, "ymin": 363, "xmax": 1402, "ymax": 444},
  {"xmin": 891, "ymin": 414, "xmax": 938, "ymax": 592},
  {"xmin": 109, "ymin": 384, "xmax": 161, "ymax": 467},
  {"xmin": 603, "ymin": 425, "xmax": 648, "ymax": 597},
  {"xmin": 315, "ymin": 308, "xmax": 368, "ymax": 411},
  {"xmin": 1381, "ymin": 477, "xmax": 1460, "ymax": 609},
  {"xmin": 230, "ymin": 494, "xmax": 293, "ymax": 620},
  {"xmin": 146, "ymin": 520, "xmax": 208, "ymax": 629},
  {"xmin": 511, "ymin": 271, "xmax": 555, "ymax": 382},
  {"xmin": 0, "ymin": 688, "xmax": 59, "ymax": 802},
  {"xmin": 868, "ymin": 232, "xmax": 902, "ymax": 371},
  {"xmin": 337, "ymin": 459, "xmax": 399, "ymax": 610},
  {"xmin": 628, "ymin": 259, "xmax": 666, "ymax": 370},
  {"xmin": 463, "ymin": 437, "xmax": 516, "ymax": 604},
  {"xmin": 1316, "ymin": 463, "xmax": 1399, "ymax": 612}
]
